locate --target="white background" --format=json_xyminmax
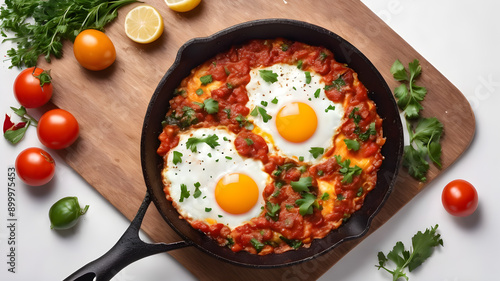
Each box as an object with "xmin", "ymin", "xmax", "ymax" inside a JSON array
[{"xmin": 1, "ymin": 0, "xmax": 499, "ymax": 280}]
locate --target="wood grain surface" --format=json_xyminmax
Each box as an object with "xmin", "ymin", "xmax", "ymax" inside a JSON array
[{"xmin": 37, "ymin": 0, "xmax": 475, "ymax": 280}]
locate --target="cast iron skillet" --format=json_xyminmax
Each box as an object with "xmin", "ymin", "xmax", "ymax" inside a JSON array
[{"xmin": 65, "ymin": 19, "xmax": 403, "ymax": 281}]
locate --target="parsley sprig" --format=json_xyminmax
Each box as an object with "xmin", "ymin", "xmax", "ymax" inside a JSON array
[
  {"xmin": 390, "ymin": 59, "xmax": 444, "ymax": 181},
  {"xmin": 186, "ymin": 134, "xmax": 220, "ymax": 152},
  {"xmin": 3, "ymin": 106, "xmax": 38, "ymax": 144},
  {"xmin": 376, "ymin": 224, "xmax": 443, "ymax": 281},
  {"xmin": 0, "ymin": 0, "xmax": 137, "ymax": 68}
]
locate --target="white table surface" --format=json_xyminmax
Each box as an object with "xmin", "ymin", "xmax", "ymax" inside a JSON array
[{"xmin": 1, "ymin": 0, "xmax": 498, "ymax": 280}]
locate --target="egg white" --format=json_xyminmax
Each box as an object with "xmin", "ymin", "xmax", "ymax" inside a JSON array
[
  {"xmin": 163, "ymin": 127, "xmax": 270, "ymax": 229},
  {"xmin": 245, "ymin": 63, "xmax": 344, "ymax": 164}
]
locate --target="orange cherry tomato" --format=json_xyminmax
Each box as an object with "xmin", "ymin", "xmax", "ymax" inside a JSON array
[
  {"xmin": 13, "ymin": 67, "xmax": 53, "ymax": 108},
  {"xmin": 73, "ymin": 29, "xmax": 116, "ymax": 71},
  {"xmin": 37, "ymin": 109, "xmax": 79, "ymax": 149},
  {"xmin": 15, "ymin": 147, "xmax": 55, "ymax": 186},
  {"xmin": 442, "ymin": 179, "xmax": 478, "ymax": 217}
]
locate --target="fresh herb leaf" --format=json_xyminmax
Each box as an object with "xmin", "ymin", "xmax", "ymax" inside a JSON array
[
  {"xmin": 291, "ymin": 177, "xmax": 313, "ymax": 192},
  {"xmin": 0, "ymin": 0, "xmax": 137, "ymax": 68},
  {"xmin": 261, "ymin": 101, "xmax": 268, "ymax": 107},
  {"xmin": 402, "ymin": 144, "xmax": 429, "ymax": 182},
  {"xmin": 200, "ymin": 74, "xmax": 213, "ymax": 85},
  {"xmin": 321, "ymin": 192, "xmax": 330, "ymax": 201},
  {"xmin": 193, "ymin": 182, "xmax": 202, "ymax": 198},
  {"xmin": 244, "ymin": 138, "xmax": 254, "ymax": 146},
  {"xmin": 271, "ymin": 97, "xmax": 279, "ymax": 104},
  {"xmin": 344, "ymin": 139, "xmax": 360, "ymax": 151},
  {"xmin": 265, "ymin": 201, "xmax": 280, "ymax": 221},
  {"xmin": 259, "ymin": 69, "xmax": 278, "ymax": 83},
  {"xmin": 205, "ymin": 207, "xmax": 212, "ymax": 212},
  {"xmin": 3, "ymin": 106, "xmax": 38, "ymax": 144},
  {"xmin": 186, "ymin": 134, "xmax": 220, "ymax": 152},
  {"xmin": 195, "ymin": 88, "xmax": 204, "ymax": 96},
  {"xmin": 309, "ymin": 147, "xmax": 324, "ymax": 159},
  {"xmin": 325, "ymin": 105, "xmax": 336, "ymax": 112},
  {"xmin": 319, "ymin": 51, "xmax": 328, "ymax": 61},
  {"xmin": 172, "ymin": 151, "xmax": 183, "ymax": 165},
  {"xmin": 325, "ymin": 75, "xmax": 346, "ymax": 91},
  {"xmin": 203, "ymin": 98, "xmax": 219, "ymax": 114},
  {"xmin": 376, "ymin": 224, "xmax": 443, "ymax": 281},
  {"xmin": 390, "ymin": 59, "xmax": 427, "ymax": 119},
  {"xmin": 305, "ymin": 71, "xmax": 311, "ymax": 84},
  {"xmin": 295, "ymin": 192, "xmax": 319, "ymax": 216},
  {"xmin": 359, "ymin": 122, "xmax": 377, "ymax": 141},
  {"xmin": 251, "ymin": 106, "xmax": 272, "ymax": 123},
  {"xmin": 223, "ymin": 108, "xmax": 231, "ymax": 119},
  {"xmin": 314, "ymin": 88, "xmax": 321, "ymax": 98},
  {"xmin": 250, "ymin": 238, "xmax": 265, "ymax": 253},
  {"xmin": 335, "ymin": 156, "xmax": 362, "ymax": 183},
  {"xmin": 179, "ymin": 184, "xmax": 190, "ymax": 202},
  {"xmin": 297, "ymin": 60, "xmax": 303, "ymax": 69},
  {"xmin": 280, "ymin": 235, "xmax": 303, "ymax": 249}
]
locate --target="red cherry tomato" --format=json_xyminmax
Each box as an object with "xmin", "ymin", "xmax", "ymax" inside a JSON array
[
  {"xmin": 15, "ymin": 147, "xmax": 55, "ymax": 186},
  {"xmin": 37, "ymin": 109, "xmax": 79, "ymax": 149},
  {"xmin": 73, "ymin": 29, "xmax": 116, "ymax": 71},
  {"xmin": 442, "ymin": 179, "xmax": 478, "ymax": 217},
  {"xmin": 13, "ymin": 67, "xmax": 53, "ymax": 108}
]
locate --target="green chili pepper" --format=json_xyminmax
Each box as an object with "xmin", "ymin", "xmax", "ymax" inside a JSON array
[{"xmin": 49, "ymin": 196, "xmax": 89, "ymax": 230}]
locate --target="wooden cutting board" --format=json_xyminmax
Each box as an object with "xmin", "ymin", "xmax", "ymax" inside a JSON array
[{"xmin": 37, "ymin": 0, "xmax": 475, "ymax": 280}]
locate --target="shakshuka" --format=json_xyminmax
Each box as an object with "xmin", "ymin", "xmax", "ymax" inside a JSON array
[{"xmin": 157, "ymin": 38, "xmax": 385, "ymax": 255}]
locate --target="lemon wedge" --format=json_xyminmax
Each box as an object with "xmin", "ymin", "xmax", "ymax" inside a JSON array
[
  {"xmin": 124, "ymin": 5, "xmax": 164, "ymax": 44},
  {"xmin": 164, "ymin": 0, "xmax": 201, "ymax": 12}
]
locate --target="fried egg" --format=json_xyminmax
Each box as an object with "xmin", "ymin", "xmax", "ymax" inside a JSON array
[
  {"xmin": 245, "ymin": 63, "xmax": 344, "ymax": 164},
  {"xmin": 162, "ymin": 127, "xmax": 270, "ymax": 229}
]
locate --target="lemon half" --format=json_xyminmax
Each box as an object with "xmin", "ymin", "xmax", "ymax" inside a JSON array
[
  {"xmin": 165, "ymin": 0, "xmax": 201, "ymax": 12},
  {"xmin": 124, "ymin": 5, "xmax": 164, "ymax": 44}
]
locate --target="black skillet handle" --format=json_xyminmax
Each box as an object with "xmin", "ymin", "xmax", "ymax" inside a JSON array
[{"xmin": 64, "ymin": 191, "xmax": 191, "ymax": 281}]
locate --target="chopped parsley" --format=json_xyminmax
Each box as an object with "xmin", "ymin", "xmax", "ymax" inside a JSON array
[
  {"xmin": 223, "ymin": 108, "xmax": 231, "ymax": 119},
  {"xmin": 200, "ymin": 74, "xmax": 213, "ymax": 85},
  {"xmin": 359, "ymin": 122, "xmax": 377, "ymax": 141},
  {"xmin": 265, "ymin": 202, "xmax": 280, "ymax": 221},
  {"xmin": 244, "ymin": 138, "xmax": 254, "ymax": 146},
  {"xmin": 335, "ymin": 155, "xmax": 362, "ymax": 183},
  {"xmin": 291, "ymin": 177, "xmax": 313, "ymax": 192},
  {"xmin": 205, "ymin": 207, "xmax": 212, "ymax": 212},
  {"xmin": 261, "ymin": 100, "xmax": 268, "ymax": 107},
  {"xmin": 297, "ymin": 60, "xmax": 303, "ymax": 69},
  {"xmin": 321, "ymin": 192, "xmax": 330, "ymax": 201},
  {"xmin": 309, "ymin": 147, "xmax": 324, "ymax": 159},
  {"xmin": 250, "ymin": 106, "xmax": 272, "ymax": 123},
  {"xmin": 344, "ymin": 139, "xmax": 360, "ymax": 151},
  {"xmin": 193, "ymin": 182, "xmax": 202, "ymax": 198},
  {"xmin": 325, "ymin": 75, "xmax": 346, "ymax": 91},
  {"xmin": 259, "ymin": 69, "xmax": 278, "ymax": 83},
  {"xmin": 305, "ymin": 71, "xmax": 311, "ymax": 84},
  {"xmin": 195, "ymin": 88, "xmax": 203, "ymax": 96},
  {"xmin": 295, "ymin": 192, "xmax": 319, "ymax": 216},
  {"xmin": 203, "ymin": 98, "xmax": 219, "ymax": 114},
  {"xmin": 271, "ymin": 97, "xmax": 279, "ymax": 104},
  {"xmin": 250, "ymin": 238, "xmax": 265, "ymax": 253},
  {"xmin": 172, "ymin": 151, "xmax": 183, "ymax": 165},
  {"xmin": 325, "ymin": 105, "xmax": 336, "ymax": 112},
  {"xmin": 186, "ymin": 134, "xmax": 220, "ymax": 152},
  {"xmin": 179, "ymin": 184, "xmax": 190, "ymax": 202},
  {"xmin": 314, "ymin": 88, "xmax": 321, "ymax": 98},
  {"xmin": 280, "ymin": 236, "xmax": 303, "ymax": 249},
  {"xmin": 319, "ymin": 51, "xmax": 328, "ymax": 61}
]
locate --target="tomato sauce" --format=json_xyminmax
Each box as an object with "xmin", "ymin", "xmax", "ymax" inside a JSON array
[{"xmin": 157, "ymin": 39, "xmax": 384, "ymax": 255}]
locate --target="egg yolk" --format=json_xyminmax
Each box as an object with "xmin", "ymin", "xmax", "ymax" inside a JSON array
[
  {"xmin": 276, "ymin": 102, "xmax": 318, "ymax": 143},
  {"xmin": 215, "ymin": 173, "xmax": 259, "ymax": 214}
]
